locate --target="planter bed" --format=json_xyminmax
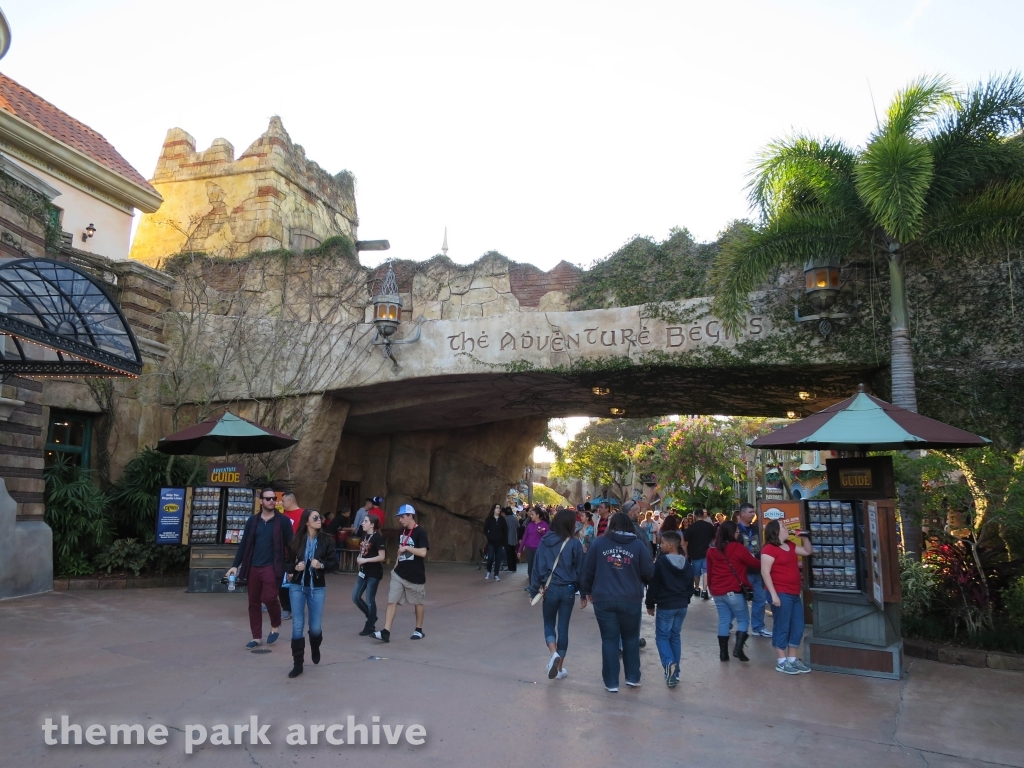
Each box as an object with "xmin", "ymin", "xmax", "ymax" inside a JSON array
[
  {"xmin": 52, "ymin": 574, "xmax": 188, "ymax": 591},
  {"xmin": 903, "ymin": 637, "xmax": 1024, "ymax": 671}
]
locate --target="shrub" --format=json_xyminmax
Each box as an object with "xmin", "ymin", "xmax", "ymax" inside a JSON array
[
  {"xmin": 899, "ymin": 554, "xmax": 937, "ymax": 618},
  {"xmin": 146, "ymin": 544, "xmax": 191, "ymax": 574},
  {"xmin": 44, "ymin": 457, "xmax": 112, "ymax": 572},
  {"xmin": 1006, "ymin": 576, "xmax": 1024, "ymax": 629},
  {"xmin": 95, "ymin": 538, "xmax": 150, "ymax": 576},
  {"xmin": 108, "ymin": 449, "xmax": 202, "ymax": 541}
]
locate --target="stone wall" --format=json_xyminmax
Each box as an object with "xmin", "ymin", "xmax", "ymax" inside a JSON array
[
  {"xmin": 129, "ymin": 117, "xmax": 357, "ymax": 267},
  {"xmin": 322, "ymin": 416, "xmax": 547, "ymax": 560}
]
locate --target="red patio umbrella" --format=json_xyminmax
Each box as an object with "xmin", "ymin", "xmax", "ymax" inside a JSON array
[{"xmin": 156, "ymin": 412, "xmax": 298, "ymax": 456}]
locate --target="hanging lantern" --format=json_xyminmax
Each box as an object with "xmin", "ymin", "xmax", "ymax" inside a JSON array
[
  {"xmin": 372, "ymin": 263, "xmax": 403, "ymax": 339},
  {"xmin": 804, "ymin": 257, "xmax": 841, "ymax": 313}
]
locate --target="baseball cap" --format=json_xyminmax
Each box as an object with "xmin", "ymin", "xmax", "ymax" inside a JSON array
[
  {"xmin": 396, "ymin": 503, "xmax": 416, "ymax": 517},
  {"xmin": 372, "ymin": 496, "xmax": 384, "ymax": 505},
  {"xmin": 622, "ymin": 500, "xmax": 637, "ymax": 514}
]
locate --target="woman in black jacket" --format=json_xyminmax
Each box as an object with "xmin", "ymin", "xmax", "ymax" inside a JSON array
[
  {"xmin": 483, "ymin": 504, "xmax": 508, "ymax": 581},
  {"xmin": 286, "ymin": 509, "xmax": 338, "ymax": 678}
]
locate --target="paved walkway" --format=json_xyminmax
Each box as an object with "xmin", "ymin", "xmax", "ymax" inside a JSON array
[{"xmin": 3, "ymin": 563, "xmax": 1022, "ymax": 768}]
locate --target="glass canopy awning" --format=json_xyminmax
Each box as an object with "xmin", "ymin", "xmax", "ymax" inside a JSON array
[{"xmin": 0, "ymin": 258, "xmax": 143, "ymax": 377}]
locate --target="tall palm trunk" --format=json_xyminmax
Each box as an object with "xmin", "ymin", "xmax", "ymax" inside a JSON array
[{"xmin": 889, "ymin": 250, "xmax": 922, "ymax": 558}]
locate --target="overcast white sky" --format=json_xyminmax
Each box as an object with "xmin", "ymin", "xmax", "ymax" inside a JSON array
[{"xmin": 4, "ymin": 0, "xmax": 1022, "ymax": 272}]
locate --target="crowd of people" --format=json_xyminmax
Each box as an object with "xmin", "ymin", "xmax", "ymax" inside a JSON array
[{"xmin": 224, "ymin": 491, "xmax": 813, "ymax": 685}]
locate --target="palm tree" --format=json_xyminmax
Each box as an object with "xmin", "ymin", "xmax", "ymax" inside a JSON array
[{"xmin": 710, "ymin": 74, "xmax": 1024, "ymax": 553}]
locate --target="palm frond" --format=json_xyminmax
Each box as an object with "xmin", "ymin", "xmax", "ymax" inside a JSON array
[
  {"xmin": 709, "ymin": 211, "xmax": 863, "ymax": 331},
  {"xmin": 882, "ymin": 74, "xmax": 954, "ymax": 139},
  {"xmin": 856, "ymin": 132, "xmax": 934, "ymax": 243},
  {"xmin": 941, "ymin": 72, "xmax": 1024, "ymax": 140},
  {"xmin": 748, "ymin": 135, "xmax": 859, "ymax": 220},
  {"xmin": 921, "ymin": 180, "xmax": 1024, "ymax": 259}
]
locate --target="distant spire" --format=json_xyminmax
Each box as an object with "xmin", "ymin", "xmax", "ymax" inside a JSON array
[{"xmin": 441, "ymin": 227, "xmax": 448, "ymax": 256}]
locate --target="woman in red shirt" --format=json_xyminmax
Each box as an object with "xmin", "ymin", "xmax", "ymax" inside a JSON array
[
  {"xmin": 760, "ymin": 520, "xmax": 813, "ymax": 675},
  {"xmin": 706, "ymin": 521, "xmax": 760, "ymax": 662}
]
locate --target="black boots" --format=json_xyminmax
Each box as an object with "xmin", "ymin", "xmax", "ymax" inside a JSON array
[
  {"xmin": 718, "ymin": 635, "xmax": 730, "ymax": 662},
  {"xmin": 359, "ymin": 621, "xmax": 375, "ymax": 637},
  {"xmin": 309, "ymin": 632, "xmax": 323, "ymax": 665},
  {"xmin": 288, "ymin": 637, "xmax": 305, "ymax": 678},
  {"xmin": 733, "ymin": 631, "xmax": 750, "ymax": 662}
]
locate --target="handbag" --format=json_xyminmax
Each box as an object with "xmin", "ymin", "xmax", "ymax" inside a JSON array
[
  {"xmin": 531, "ymin": 538, "xmax": 570, "ymax": 606},
  {"xmin": 721, "ymin": 545, "xmax": 754, "ymax": 601}
]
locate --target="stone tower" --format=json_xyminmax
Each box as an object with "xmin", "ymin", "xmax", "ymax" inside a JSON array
[{"xmin": 129, "ymin": 117, "xmax": 357, "ymax": 267}]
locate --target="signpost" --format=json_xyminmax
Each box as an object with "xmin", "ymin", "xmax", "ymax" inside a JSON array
[{"xmin": 154, "ymin": 487, "xmax": 186, "ymax": 545}]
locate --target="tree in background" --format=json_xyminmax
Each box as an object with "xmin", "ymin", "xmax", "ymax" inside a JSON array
[{"xmin": 551, "ymin": 418, "xmax": 657, "ymax": 502}]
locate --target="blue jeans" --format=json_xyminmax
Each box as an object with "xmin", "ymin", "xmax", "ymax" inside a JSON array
[
  {"xmin": 690, "ymin": 558, "xmax": 706, "ymax": 578},
  {"xmin": 542, "ymin": 583, "xmax": 576, "ymax": 657},
  {"xmin": 592, "ymin": 601, "xmax": 642, "ymax": 689},
  {"xmin": 351, "ymin": 573, "xmax": 380, "ymax": 626},
  {"xmin": 749, "ymin": 573, "xmax": 770, "ymax": 632},
  {"xmin": 714, "ymin": 591, "xmax": 749, "ymax": 635},
  {"xmin": 289, "ymin": 584, "xmax": 325, "ymax": 639},
  {"xmin": 772, "ymin": 593, "xmax": 804, "ymax": 650},
  {"xmin": 486, "ymin": 543, "xmax": 504, "ymax": 577},
  {"xmin": 654, "ymin": 607, "xmax": 687, "ymax": 668}
]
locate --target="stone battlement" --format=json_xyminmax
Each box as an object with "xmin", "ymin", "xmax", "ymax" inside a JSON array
[{"xmin": 129, "ymin": 117, "xmax": 357, "ymax": 267}]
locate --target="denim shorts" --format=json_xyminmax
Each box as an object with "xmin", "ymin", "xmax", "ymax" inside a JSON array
[{"xmin": 690, "ymin": 558, "xmax": 706, "ymax": 577}]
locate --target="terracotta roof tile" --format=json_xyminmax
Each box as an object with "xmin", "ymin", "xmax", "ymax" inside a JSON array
[{"xmin": 0, "ymin": 72, "xmax": 156, "ymax": 195}]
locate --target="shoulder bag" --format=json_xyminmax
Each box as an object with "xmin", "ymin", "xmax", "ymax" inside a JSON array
[
  {"xmin": 721, "ymin": 544, "xmax": 754, "ymax": 601},
  {"xmin": 531, "ymin": 538, "xmax": 570, "ymax": 606}
]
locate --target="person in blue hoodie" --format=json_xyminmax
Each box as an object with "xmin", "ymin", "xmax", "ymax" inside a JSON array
[
  {"xmin": 644, "ymin": 530, "xmax": 693, "ymax": 688},
  {"xmin": 580, "ymin": 512, "xmax": 656, "ymax": 692},
  {"xmin": 529, "ymin": 508, "xmax": 585, "ymax": 681}
]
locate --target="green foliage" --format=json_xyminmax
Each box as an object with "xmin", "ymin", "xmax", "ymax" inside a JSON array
[
  {"xmin": 57, "ymin": 552, "xmax": 96, "ymax": 578},
  {"xmin": 532, "ymin": 483, "xmax": 568, "ymax": 507},
  {"xmin": 1005, "ymin": 576, "xmax": 1024, "ymax": 628},
  {"xmin": 44, "ymin": 458, "xmax": 112, "ymax": 573},
  {"xmin": 571, "ymin": 228, "xmax": 721, "ymax": 310},
  {"xmin": 107, "ymin": 449, "xmax": 202, "ymax": 541},
  {"xmin": 0, "ymin": 170, "xmax": 64, "ymax": 251},
  {"xmin": 899, "ymin": 553, "xmax": 938, "ymax": 617},
  {"xmin": 95, "ymin": 538, "xmax": 150, "ymax": 576},
  {"xmin": 146, "ymin": 544, "xmax": 191, "ymax": 574},
  {"xmin": 552, "ymin": 418, "xmax": 657, "ymax": 501}
]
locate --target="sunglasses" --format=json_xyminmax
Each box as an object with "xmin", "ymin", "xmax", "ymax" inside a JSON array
[
  {"xmin": 309, "ymin": 514, "xmax": 322, "ymax": 522},
  {"xmin": 261, "ymin": 496, "xmax": 276, "ymax": 501}
]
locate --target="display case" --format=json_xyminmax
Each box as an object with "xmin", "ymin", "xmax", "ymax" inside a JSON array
[
  {"xmin": 223, "ymin": 487, "xmax": 257, "ymax": 545},
  {"xmin": 806, "ymin": 499, "xmax": 861, "ymax": 592},
  {"xmin": 188, "ymin": 486, "xmax": 222, "ymax": 545}
]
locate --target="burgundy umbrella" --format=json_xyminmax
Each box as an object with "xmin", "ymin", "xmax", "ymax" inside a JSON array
[
  {"xmin": 156, "ymin": 412, "xmax": 298, "ymax": 456},
  {"xmin": 750, "ymin": 385, "xmax": 991, "ymax": 451}
]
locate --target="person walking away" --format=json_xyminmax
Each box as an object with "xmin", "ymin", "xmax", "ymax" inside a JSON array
[
  {"xmin": 367, "ymin": 497, "xmax": 386, "ymax": 528},
  {"xmin": 580, "ymin": 512, "xmax": 655, "ymax": 692},
  {"xmin": 483, "ymin": 504, "xmax": 508, "ymax": 581},
  {"xmin": 518, "ymin": 506, "xmax": 549, "ymax": 588},
  {"xmin": 529, "ymin": 509, "xmax": 585, "ymax": 681},
  {"xmin": 761, "ymin": 521, "xmax": 813, "ymax": 674},
  {"xmin": 374, "ymin": 504, "xmax": 429, "ymax": 642},
  {"xmin": 284, "ymin": 509, "xmax": 338, "ymax": 677},
  {"xmin": 226, "ymin": 489, "xmax": 294, "ymax": 649},
  {"xmin": 352, "ymin": 498, "xmax": 372, "ymax": 533},
  {"xmin": 353, "ymin": 513, "xmax": 386, "ymax": 636},
  {"xmin": 706, "ymin": 521, "xmax": 760, "ymax": 662},
  {"xmin": 278, "ymin": 492, "xmax": 304, "ymax": 620},
  {"xmin": 504, "ymin": 507, "xmax": 519, "ymax": 572},
  {"xmin": 623, "ymin": 500, "xmax": 652, "ymax": 553},
  {"xmin": 683, "ymin": 509, "xmax": 715, "ymax": 600},
  {"xmin": 644, "ymin": 530, "xmax": 693, "ymax": 688},
  {"xmin": 657, "ymin": 513, "xmax": 680, "ymax": 554},
  {"xmin": 737, "ymin": 503, "xmax": 772, "ymax": 637}
]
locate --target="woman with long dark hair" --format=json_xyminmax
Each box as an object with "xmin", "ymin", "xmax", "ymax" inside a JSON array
[
  {"xmin": 530, "ymin": 508, "xmax": 585, "ymax": 681},
  {"xmin": 483, "ymin": 503, "xmax": 508, "ymax": 581},
  {"xmin": 706, "ymin": 521, "xmax": 760, "ymax": 663},
  {"xmin": 761, "ymin": 520, "xmax": 813, "ymax": 674},
  {"xmin": 286, "ymin": 509, "xmax": 338, "ymax": 678},
  {"xmin": 353, "ymin": 513, "xmax": 386, "ymax": 636}
]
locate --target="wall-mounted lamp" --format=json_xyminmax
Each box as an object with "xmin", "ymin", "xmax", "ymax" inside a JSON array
[
  {"xmin": 370, "ymin": 261, "xmax": 422, "ymax": 365},
  {"xmin": 82, "ymin": 223, "xmax": 96, "ymax": 242},
  {"xmin": 794, "ymin": 257, "xmax": 855, "ymax": 337},
  {"xmin": 591, "ymin": 387, "xmax": 611, "ymax": 396},
  {"xmin": 785, "ymin": 410, "xmax": 797, "ymax": 419},
  {"xmin": 609, "ymin": 407, "xmax": 626, "ymax": 416},
  {"xmin": 797, "ymin": 391, "xmax": 812, "ymax": 401}
]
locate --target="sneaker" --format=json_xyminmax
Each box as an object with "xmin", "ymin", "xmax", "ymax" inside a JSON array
[
  {"xmin": 790, "ymin": 659, "xmax": 812, "ymax": 673},
  {"xmin": 776, "ymin": 661, "xmax": 800, "ymax": 675},
  {"xmin": 754, "ymin": 628, "xmax": 774, "ymax": 638},
  {"xmin": 547, "ymin": 652, "xmax": 560, "ymax": 679},
  {"xmin": 358, "ymin": 626, "xmax": 375, "ymax": 637},
  {"xmin": 556, "ymin": 668, "xmax": 568, "ymax": 680},
  {"xmin": 485, "ymin": 573, "xmax": 491, "ymax": 580},
  {"xmin": 494, "ymin": 575, "xmax": 501, "ymax": 581},
  {"xmin": 605, "ymin": 686, "xmax": 619, "ymax": 692},
  {"xmin": 373, "ymin": 630, "xmax": 390, "ymax": 643},
  {"xmin": 281, "ymin": 611, "xmax": 292, "ymax": 620},
  {"xmin": 261, "ymin": 605, "xmax": 267, "ymax": 612},
  {"xmin": 411, "ymin": 629, "xmax": 424, "ymax": 640},
  {"xmin": 701, "ymin": 590, "xmax": 710, "ymax": 601},
  {"xmin": 245, "ymin": 640, "xmax": 261, "ymax": 649},
  {"xmin": 267, "ymin": 631, "xmax": 279, "ymax": 645},
  {"xmin": 625, "ymin": 680, "xmax": 642, "ymax": 688}
]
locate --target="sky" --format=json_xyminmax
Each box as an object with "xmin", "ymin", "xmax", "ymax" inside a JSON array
[{"xmin": 3, "ymin": 0, "xmax": 1022, "ymax": 273}]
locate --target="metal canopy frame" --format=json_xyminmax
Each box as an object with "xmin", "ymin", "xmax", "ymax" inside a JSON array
[{"xmin": 0, "ymin": 258, "xmax": 142, "ymax": 377}]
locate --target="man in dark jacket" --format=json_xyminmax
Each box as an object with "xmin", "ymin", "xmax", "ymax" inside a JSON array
[
  {"xmin": 580, "ymin": 512, "xmax": 655, "ymax": 692},
  {"xmin": 226, "ymin": 490, "xmax": 294, "ymax": 649},
  {"xmin": 645, "ymin": 530, "xmax": 693, "ymax": 688},
  {"xmin": 504, "ymin": 508, "xmax": 519, "ymax": 572},
  {"xmin": 483, "ymin": 506, "xmax": 508, "ymax": 581}
]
